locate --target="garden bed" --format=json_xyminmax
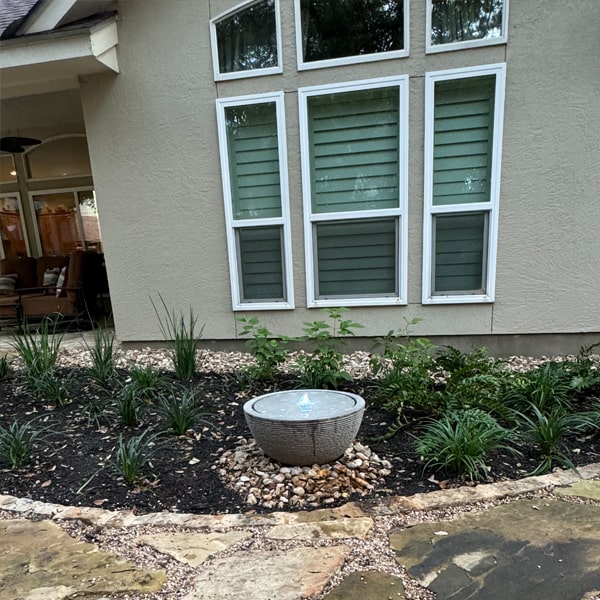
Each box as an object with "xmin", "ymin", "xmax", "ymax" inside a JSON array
[{"xmin": 0, "ymin": 342, "xmax": 599, "ymax": 515}]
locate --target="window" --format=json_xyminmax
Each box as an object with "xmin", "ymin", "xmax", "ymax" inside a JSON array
[
  {"xmin": 216, "ymin": 92, "xmax": 293, "ymax": 310},
  {"xmin": 0, "ymin": 194, "xmax": 28, "ymax": 259},
  {"xmin": 26, "ymin": 135, "xmax": 91, "ymax": 180},
  {"xmin": 423, "ymin": 64, "xmax": 506, "ymax": 303},
  {"xmin": 211, "ymin": 0, "xmax": 282, "ymax": 80},
  {"xmin": 299, "ymin": 77, "xmax": 408, "ymax": 306},
  {"xmin": 295, "ymin": 0, "xmax": 408, "ymax": 70},
  {"xmin": 427, "ymin": 0, "xmax": 508, "ymax": 53}
]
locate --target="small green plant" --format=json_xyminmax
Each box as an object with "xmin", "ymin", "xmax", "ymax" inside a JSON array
[
  {"xmin": 514, "ymin": 403, "xmax": 597, "ymax": 475},
  {"xmin": 114, "ymin": 384, "xmax": 143, "ymax": 427},
  {"xmin": 10, "ymin": 317, "xmax": 63, "ymax": 378},
  {"xmin": 86, "ymin": 327, "xmax": 116, "ymax": 389},
  {"xmin": 129, "ymin": 364, "xmax": 166, "ymax": 400},
  {"xmin": 372, "ymin": 317, "xmax": 424, "ymax": 358},
  {"xmin": 0, "ymin": 418, "xmax": 47, "ymax": 468},
  {"xmin": 151, "ymin": 294, "xmax": 204, "ymax": 380},
  {"xmin": 295, "ymin": 307, "xmax": 363, "ymax": 389},
  {"xmin": 415, "ymin": 408, "xmax": 516, "ymax": 481},
  {"xmin": 0, "ymin": 354, "xmax": 9, "ymax": 380},
  {"xmin": 23, "ymin": 369, "xmax": 71, "ymax": 405},
  {"xmin": 111, "ymin": 429, "xmax": 160, "ymax": 484},
  {"xmin": 158, "ymin": 389, "xmax": 212, "ymax": 435},
  {"xmin": 237, "ymin": 316, "xmax": 288, "ymax": 380}
]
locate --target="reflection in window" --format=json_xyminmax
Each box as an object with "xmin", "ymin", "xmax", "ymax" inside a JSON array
[
  {"xmin": 299, "ymin": 0, "xmax": 405, "ymax": 64},
  {"xmin": 0, "ymin": 195, "xmax": 27, "ymax": 258},
  {"xmin": 26, "ymin": 136, "xmax": 91, "ymax": 180},
  {"xmin": 215, "ymin": 0, "xmax": 278, "ymax": 75},
  {"xmin": 78, "ymin": 191, "xmax": 103, "ymax": 252},
  {"xmin": 0, "ymin": 154, "xmax": 17, "ymax": 183},
  {"xmin": 431, "ymin": 0, "xmax": 505, "ymax": 47}
]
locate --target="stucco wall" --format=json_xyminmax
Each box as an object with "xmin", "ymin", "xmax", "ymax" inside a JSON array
[{"xmin": 79, "ymin": 0, "xmax": 600, "ymax": 344}]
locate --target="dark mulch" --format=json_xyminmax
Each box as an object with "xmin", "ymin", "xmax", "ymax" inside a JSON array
[{"xmin": 1, "ymin": 368, "xmax": 599, "ymax": 515}]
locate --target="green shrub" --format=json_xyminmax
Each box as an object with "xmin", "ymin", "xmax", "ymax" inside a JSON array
[
  {"xmin": 129, "ymin": 364, "xmax": 167, "ymax": 400},
  {"xmin": 295, "ymin": 307, "xmax": 363, "ymax": 389},
  {"xmin": 237, "ymin": 316, "xmax": 288, "ymax": 380},
  {"xmin": 23, "ymin": 369, "xmax": 71, "ymax": 405},
  {"xmin": 112, "ymin": 430, "xmax": 160, "ymax": 484},
  {"xmin": 151, "ymin": 294, "xmax": 204, "ymax": 380},
  {"xmin": 158, "ymin": 389, "xmax": 211, "ymax": 435},
  {"xmin": 10, "ymin": 317, "xmax": 63, "ymax": 378},
  {"xmin": 114, "ymin": 384, "xmax": 143, "ymax": 427},
  {"xmin": 0, "ymin": 418, "xmax": 47, "ymax": 468},
  {"xmin": 86, "ymin": 327, "xmax": 116, "ymax": 389},
  {"xmin": 0, "ymin": 354, "xmax": 9, "ymax": 380},
  {"xmin": 415, "ymin": 408, "xmax": 516, "ymax": 481}
]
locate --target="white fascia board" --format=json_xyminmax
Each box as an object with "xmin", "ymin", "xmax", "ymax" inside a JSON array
[
  {"xmin": 21, "ymin": 0, "xmax": 79, "ymax": 35},
  {"xmin": 0, "ymin": 19, "xmax": 118, "ymax": 71}
]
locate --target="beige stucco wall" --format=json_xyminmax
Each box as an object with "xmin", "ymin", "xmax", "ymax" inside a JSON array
[{"xmin": 77, "ymin": 0, "xmax": 600, "ymax": 344}]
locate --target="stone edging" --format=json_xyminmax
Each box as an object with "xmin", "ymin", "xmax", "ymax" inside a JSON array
[{"xmin": 1, "ymin": 462, "xmax": 599, "ymax": 530}]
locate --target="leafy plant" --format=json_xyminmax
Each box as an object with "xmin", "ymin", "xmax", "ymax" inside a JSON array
[
  {"xmin": 415, "ymin": 408, "xmax": 516, "ymax": 481},
  {"xmin": 0, "ymin": 418, "xmax": 47, "ymax": 468},
  {"xmin": 129, "ymin": 364, "xmax": 167, "ymax": 400},
  {"xmin": 23, "ymin": 369, "xmax": 71, "ymax": 405},
  {"xmin": 86, "ymin": 327, "xmax": 116, "ymax": 389},
  {"xmin": 111, "ymin": 429, "xmax": 160, "ymax": 484},
  {"xmin": 295, "ymin": 307, "xmax": 363, "ymax": 389},
  {"xmin": 151, "ymin": 294, "xmax": 204, "ymax": 380},
  {"xmin": 10, "ymin": 317, "xmax": 63, "ymax": 378},
  {"xmin": 0, "ymin": 354, "xmax": 9, "ymax": 380},
  {"xmin": 237, "ymin": 316, "xmax": 288, "ymax": 380},
  {"xmin": 114, "ymin": 384, "xmax": 143, "ymax": 427},
  {"xmin": 514, "ymin": 403, "xmax": 597, "ymax": 475},
  {"xmin": 372, "ymin": 317, "xmax": 424, "ymax": 358},
  {"xmin": 158, "ymin": 389, "xmax": 212, "ymax": 435}
]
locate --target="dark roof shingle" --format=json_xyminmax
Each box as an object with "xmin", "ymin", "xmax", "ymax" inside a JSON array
[{"xmin": 0, "ymin": 0, "xmax": 39, "ymax": 37}]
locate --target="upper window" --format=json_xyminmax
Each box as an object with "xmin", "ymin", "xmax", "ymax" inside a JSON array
[
  {"xmin": 26, "ymin": 136, "xmax": 91, "ymax": 180},
  {"xmin": 211, "ymin": 0, "xmax": 282, "ymax": 80},
  {"xmin": 216, "ymin": 92, "xmax": 294, "ymax": 310},
  {"xmin": 299, "ymin": 77, "xmax": 408, "ymax": 307},
  {"xmin": 295, "ymin": 0, "xmax": 408, "ymax": 70},
  {"xmin": 427, "ymin": 0, "xmax": 508, "ymax": 53},
  {"xmin": 0, "ymin": 155, "xmax": 17, "ymax": 183},
  {"xmin": 422, "ymin": 64, "xmax": 506, "ymax": 303}
]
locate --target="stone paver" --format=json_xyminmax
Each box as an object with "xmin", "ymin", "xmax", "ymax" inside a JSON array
[
  {"xmin": 267, "ymin": 515, "xmax": 373, "ymax": 540},
  {"xmin": 139, "ymin": 530, "xmax": 252, "ymax": 567},
  {"xmin": 390, "ymin": 498, "xmax": 600, "ymax": 600},
  {"xmin": 323, "ymin": 570, "xmax": 406, "ymax": 599},
  {"xmin": 0, "ymin": 519, "xmax": 166, "ymax": 599},
  {"xmin": 554, "ymin": 479, "xmax": 600, "ymax": 502},
  {"xmin": 184, "ymin": 545, "xmax": 350, "ymax": 599}
]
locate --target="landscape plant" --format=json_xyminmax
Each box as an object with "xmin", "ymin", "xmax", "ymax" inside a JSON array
[
  {"xmin": 86, "ymin": 327, "xmax": 116, "ymax": 389},
  {"xmin": 10, "ymin": 317, "xmax": 63, "ymax": 378},
  {"xmin": 151, "ymin": 293, "xmax": 204, "ymax": 380},
  {"xmin": 158, "ymin": 388, "xmax": 211, "ymax": 435},
  {"xmin": 114, "ymin": 384, "xmax": 144, "ymax": 427},
  {"xmin": 111, "ymin": 429, "xmax": 160, "ymax": 484},
  {"xmin": 23, "ymin": 369, "xmax": 71, "ymax": 405},
  {"xmin": 295, "ymin": 307, "xmax": 363, "ymax": 389},
  {"xmin": 415, "ymin": 408, "xmax": 517, "ymax": 481},
  {"xmin": 0, "ymin": 354, "xmax": 9, "ymax": 380},
  {"xmin": 129, "ymin": 363, "xmax": 167, "ymax": 400},
  {"xmin": 237, "ymin": 316, "xmax": 288, "ymax": 380},
  {"xmin": 0, "ymin": 418, "xmax": 47, "ymax": 468}
]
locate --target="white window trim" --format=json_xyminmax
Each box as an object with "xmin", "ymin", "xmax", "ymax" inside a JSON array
[
  {"xmin": 0, "ymin": 192, "xmax": 30, "ymax": 259},
  {"xmin": 210, "ymin": 0, "xmax": 283, "ymax": 82},
  {"xmin": 426, "ymin": 0, "xmax": 509, "ymax": 54},
  {"xmin": 299, "ymin": 75, "xmax": 409, "ymax": 308},
  {"xmin": 294, "ymin": 0, "xmax": 409, "ymax": 71},
  {"xmin": 28, "ymin": 186, "xmax": 94, "ymax": 257},
  {"xmin": 422, "ymin": 63, "xmax": 506, "ymax": 304},
  {"xmin": 216, "ymin": 91, "xmax": 294, "ymax": 311}
]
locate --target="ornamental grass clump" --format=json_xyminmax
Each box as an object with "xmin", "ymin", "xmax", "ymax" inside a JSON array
[
  {"xmin": 114, "ymin": 384, "xmax": 144, "ymax": 427},
  {"xmin": 0, "ymin": 418, "xmax": 47, "ymax": 468},
  {"xmin": 86, "ymin": 327, "xmax": 116, "ymax": 389},
  {"xmin": 10, "ymin": 317, "xmax": 63, "ymax": 378},
  {"xmin": 415, "ymin": 408, "xmax": 517, "ymax": 482},
  {"xmin": 130, "ymin": 364, "xmax": 167, "ymax": 400},
  {"xmin": 0, "ymin": 354, "xmax": 9, "ymax": 380},
  {"xmin": 151, "ymin": 294, "xmax": 204, "ymax": 380},
  {"xmin": 112, "ymin": 430, "xmax": 160, "ymax": 484},
  {"xmin": 158, "ymin": 389, "xmax": 212, "ymax": 435}
]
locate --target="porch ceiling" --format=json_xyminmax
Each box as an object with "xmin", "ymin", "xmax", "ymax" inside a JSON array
[{"xmin": 0, "ymin": 15, "xmax": 118, "ymax": 100}]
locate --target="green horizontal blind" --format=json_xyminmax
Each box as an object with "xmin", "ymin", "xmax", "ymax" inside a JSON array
[
  {"xmin": 316, "ymin": 218, "xmax": 397, "ymax": 297},
  {"xmin": 308, "ymin": 87, "xmax": 400, "ymax": 214},
  {"xmin": 238, "ymin": 226, "xmax": 284, "ymax": 301},
  {"xmin": 433, "ymin": 76, "xmax": 495, "ymax": 206},
  {"xmin": 434, "ymin": 212, "xmax": 486, "ymax": 293},
  {"xmin": 226, "ymin": 102, "xmax": 282, "ymax": 220}
]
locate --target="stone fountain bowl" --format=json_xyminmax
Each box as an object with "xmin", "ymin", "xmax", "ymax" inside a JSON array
[{"xmin": 243, "ymin": 389, "xmax": 365, "ymax": 466}]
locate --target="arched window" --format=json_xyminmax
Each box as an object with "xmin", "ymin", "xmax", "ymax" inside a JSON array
[
  {"xmin": 26, "ymin": 135, "xmax": 91, "ymax": 180},
  {"xmin": 211, "ymin": 0, "xmax": 281, "ymax": 80}
]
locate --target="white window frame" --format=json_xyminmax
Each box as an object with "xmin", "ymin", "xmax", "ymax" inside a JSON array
[
  {"xmin": 294, "ymin": 0, "xmax": 409, "ymax": 71},
  {"xmin": 210, "ymin": 0, "xmax": 283, "ymax": 81},
  {"xmin": 216, "ymin": 91, "xmax": 294, "ymax": 311},
  {"xmin": 426, "ymin": 0, "xmax": 509, "ymax": 54},
  {"xmin": 299, "ymin": 76, "xmax": 409, "ymax": 308},
  {"xmin": 0, "ymin": 192, "xmax": 30, "ymax": 259},
  {"xmin": 422, "ymin": 63, "xmax": 506, "ymax": 304}
]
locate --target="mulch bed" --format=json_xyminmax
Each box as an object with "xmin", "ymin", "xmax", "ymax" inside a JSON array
[{"xmin": 1, "ymin": 366, "xmax": 599, "ymax": 515}]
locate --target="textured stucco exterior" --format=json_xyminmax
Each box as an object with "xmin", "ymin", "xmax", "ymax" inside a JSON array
[{"xmin": 2, "ymin": 0, "xmax": 599, "ymax": 349}]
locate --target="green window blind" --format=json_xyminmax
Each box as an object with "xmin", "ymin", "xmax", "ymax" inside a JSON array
[
  {"xmin": 433, "ymin": 75, "xmax": 495, "ymax": 206},
  {"xmin": 434, "ymin": 212, "xmax": 486, "ymax": 293},
  {"xmin": 316, "ymin": 218, "xmax": 397, "ymax": 297},
  {"xmin": 308, "ymin": 87, "xmax": 400, "ymax": 214},
  {"xmin": 238, "ymin": 226, "xmax": 284, "ymax": 301},
  {"xmin": 225, "ymin": 102, "xmax": 282, "ymax": 220}
]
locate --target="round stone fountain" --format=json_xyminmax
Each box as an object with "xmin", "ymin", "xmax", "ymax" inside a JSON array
[{"xmin": 243, "ymin": 389, "xmax": 365, "ymax": 466}]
